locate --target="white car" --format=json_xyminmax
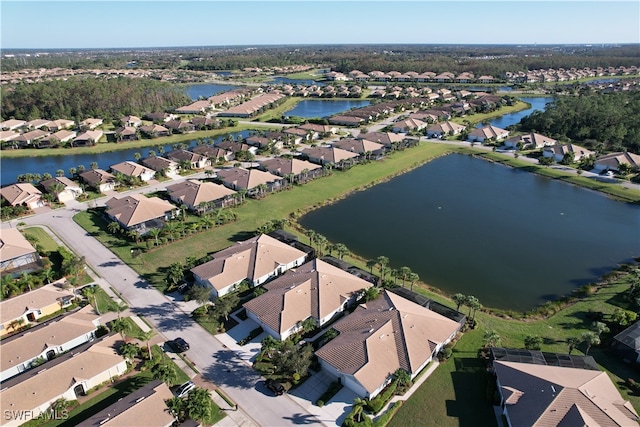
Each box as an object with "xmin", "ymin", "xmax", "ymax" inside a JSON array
[{"xmin": 174, "ymin": 381, "xmax": 195, "ymax": 398}]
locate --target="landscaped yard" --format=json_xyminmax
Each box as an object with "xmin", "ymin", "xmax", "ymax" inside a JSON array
[{"xmin": 22, "ymin": 226, "xmax": 60, "ymax": 253}]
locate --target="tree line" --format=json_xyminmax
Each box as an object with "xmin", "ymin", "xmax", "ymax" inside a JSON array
[
  {"xmin": 1, "ymin": 77, "xmax": 191, "ymax": 121},
  {"xmin": 517, "ymin": 91, "xmax": 640, "ymax": 154}
]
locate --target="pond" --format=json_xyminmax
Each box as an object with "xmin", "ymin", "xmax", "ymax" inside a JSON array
[
  {"xmin": 486, "ymin": 97, "xmax": 553, "ymax": 129},
  {"xmin": 185, "ymin": 83, "xmax": 240, "ymax": 100},
  {"xmin": 0, "ymin": 130, "xmax": 253, "ymax": 185},
  {"xmin": 298, "ymin": 154, "xmax": 639, "ymax": 311},
  {"xmin": 284, "ymin": 100, "xmax": 371, "ymax": 119}
]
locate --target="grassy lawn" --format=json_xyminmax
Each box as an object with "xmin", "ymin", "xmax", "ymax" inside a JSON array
[
  {"xmin": 22, "ymin": 226, "xmax": 60, "ymax": 253},
  {"xmin": 92, "ymin": 286, "xmax": 125, "ymax": 314},
  {"xmin": 254, "ymin": 97, "xmax": 303, "ymax": 122}
]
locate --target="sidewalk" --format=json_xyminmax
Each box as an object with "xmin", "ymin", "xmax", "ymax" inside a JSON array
[{"xmin": 191, "ymin": 375, "xmax": 259, "ymax": 427}]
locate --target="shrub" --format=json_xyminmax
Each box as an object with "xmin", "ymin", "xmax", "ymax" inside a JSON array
[
  {"xmin": 366, "ymin": 380, "xmax": 397, "ymax": 414},
  {"xmin": 316, "ymin": 400, "xmax": 324, "ymax": 407}
]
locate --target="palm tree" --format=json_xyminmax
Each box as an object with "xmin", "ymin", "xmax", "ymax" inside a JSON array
[
  {"xmin": 483, "ymin": 329, "xmax": 501, "ymax": 348},
  {"xmin": 592, "ymin": 321, "xmax": 610, "ymax": 337},
  {"xmin": 56, "ymin": 169, "xmax": 65, "ymax": 177},
  {"xmin": 399, "ymin": 266, "xmax": 412, "ymax": 287},
  {"xmin": 83, "ymin": 286, "xmax": 100, "ymax": 315},
  {"xmin": 134, "ymin": 152, "xmax": 142, "ymax": 162},
  {"xmin": 49, "ymin": 182, "xmax": 65, "ymax": 200},
  {"xmin": 376, "ymin": 256, "xmax": 389, "ymax": 277},
  {"xmin": 366, "ymin": 259, "xmax": 377, "ymax": 274},
  {"xmin": 42, "ymin": 173, "xmax": 53, "ymax": 180},
  {"xmin": 147, "ymin": 228, "xmax": 161, "ymax": 247},
  {"xmin": 107, "ymin": 221, "xmax": 122, "ymax": 235},
  {"xmin": 334, "ymin": 243, "xmax": 349, "ymax": 260},
  {"xmin": 452, "ymin": 293, "xmax": 466, "ymax": 311},
  {"xmin": 90, "ymin": 162, "xmax": 99, "ymax": 170},
  {"xmin": 408, "ymin": 272, "xmax": 420, "ymax": 291},
  {"xmin": 581, "ymin": 332, "xmax": 600, "ymax": 355},
  {"xmin": 566, "ymin": 337, "xmax": 580, "ymax": 355},
  {"xmin": 315, "ymin": 234, "xmax": 328, "ymax": 256},
  {"xmin": 140, "ymin": 330, "xmax": 154, "ymax": 360},
  {"xmin": 390, "ymin": 268, "xmax": 400, "ymax": 285},
  {"xmin": 469, "ymin": 297, "xmax": 482, "ymax": 321},
  {"xmin": 306, "ymin": 229, "xmax": 317, "ymax": 247}
]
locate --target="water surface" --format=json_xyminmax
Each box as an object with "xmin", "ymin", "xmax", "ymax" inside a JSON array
[{"xmin": 284, "ymin": 100, "xmax": 371, "ymax": 118}]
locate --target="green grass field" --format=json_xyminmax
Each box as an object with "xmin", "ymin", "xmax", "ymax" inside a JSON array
[{"xmin": 23, "ymin": 226, "xmax": 60, "ymax": 253}]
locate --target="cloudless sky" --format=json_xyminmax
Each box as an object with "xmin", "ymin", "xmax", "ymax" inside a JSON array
[{"xmin": 1, "ymin": 1, "xmax": 638, "ymax": 49}]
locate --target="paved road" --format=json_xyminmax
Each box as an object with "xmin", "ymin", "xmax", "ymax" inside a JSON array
[{"xmin": 7, "ymin": 205, "xmax": 322, "ymax": 427}]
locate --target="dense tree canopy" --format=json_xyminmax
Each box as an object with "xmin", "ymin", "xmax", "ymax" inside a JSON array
[
  {"xmin": 518, "ymin": 91, "xmax": 640, "ymax": 154},
  {"xmin": 1, "ymin": 77, "xmax": 191, "ymax": 121}
]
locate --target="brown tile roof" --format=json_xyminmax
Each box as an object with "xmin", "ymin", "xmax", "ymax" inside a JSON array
[
  {"xmin": 468, "ymin": 125, "xmax": 509, "ymax": 139},
  {"xmin": 243, "ymin": 259, "xmax": 371, "ymax": 335},
  {"xmin": 40, "ymin": 176, "xmax": 81, "ymax": 193},
  {"xmin": 105, "ymin": 194, "xmax": 175, "ymax": 227},
  {"xmin": 259, "ymin": 157, "xmax": 321, "ymax": 176},
  {"xmin": 358, "ymin": 132, "xmax": 404, "ymax": 147},
  {"xmin": 217, "ymin": 167, "xmax": 282, "ymax": 190},
  {"xmin": 332, "ymin": 138, "xmax": 384, "ymax": 154},
  {"xmin": 0, "ymin": 183, "xmax": 43, "ymax": 206},
  {"xmin": 596, "ymin": 152, "xmax": 640, "ymax": 169},
  {"xmin": 494, "ymin": 360, "xmax": 639, "ymax": 426},
  {"xmin": 109, "ymin": 161, "xmax": 155, "ymax": 178},
  {"xmin": 166, "ymin": 179, "xmax": 235, "ymax": 208},
  {"xmin": 166, "ymin": 149, "xmax": 207, "ymax": 164},
  {"xmin": 506, "ymin": 132, "xmax": 557, "ymax": 148},
  {"xmin": 79, "ymin": 169, "xmax": 115, "ymax": 185},
  {"xmin": 0, "ymin": 228, "xmax": 37, "ymax": 263},
  {"xmin": 316, "ymin": 290, "xmax": 461, "ymax": 395},
  {"xmin": 191, "ymin": 145, "xmax": 229, "ymax": 159},
  {"xmin": 190, "ymin": 234, "xmax": 306, "ymax": 292},
  {"xmin": 302, "ymin": 147, "xmax": 359, "ymax": 164},
  {"xmin": 141, "ymin": 156, "xmax": 177, "ymax": 172},
  {"xmin": 0, "ymin": 283, "xmax": 74, "ymax": 325}
]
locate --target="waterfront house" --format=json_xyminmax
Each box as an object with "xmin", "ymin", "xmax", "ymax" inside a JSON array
[
  {"xmin": 301, "ymin": 147, "xmax": 359, "ymax": 170},
  {"xmin": 542, "ymin": 143, "xmax": 595, "ymax": 163},
  {"xmin": 141, "ymin": 156, "xmax": 179, "ymax": 176},
  {"xmin": 166, "ymin": 179, "xmax": 236, "ymax": 214},
  {"xmin": 0, "ymin": 334, "xmax": 127, "ymax": 427},
  {"xmin": 593, "ymin": 152, "xmax": 640, "ymax": 173},
  {"xmin": 80, "ymin": 118, "xmax": 103, "ymax": 130},
  {"xmin": 0, "ymin": 305, "xmax": 101, "ymax": 381},
  {"xmin": 144, "ymin": 112, "xmax": 177, "ymax": 123},
  {"xmin": 40, "ymin": 176, "xmax": 83, "ymax": 203},
  {"xmin": 165, "ymin": 119, "xmax": 196, "ymax": 133},
  {"xmin": 0, "ymin": 119, "xmax": 26, "ymax": 131},
  {"xmin": 0, "ymin": 228, "xmax": 41, "ymax": 278},
  {"xmin": 190, "ymin": 234, "xmax": 307, "ymax": 298},
  {"xmin": 216, "ymin": 141, "xmax": 258, "ymax": 156},
  {"xmin": 79, "ymin": 169, "xmax": 117, "ymax": 193},
  {"xmin": 490, "ymin": 347, "xmax": 639, "ymax": 427},
  {"xmin": 216, "ymin": 167, "xmax": 283, "ymax": 197},
  {"xmin": 175, "ymin": 100, "xmax": 212, "ymax": 115},
  {"xmin": 39, "ymin": 129, "xmax": 77, "ymax": 147},
  {"xmin": 166, "ymin": 149, "xmax": 209, "ymax": 169},
  {"xmin": 73, "ymin": 130, "xmax": 103, "ymax": 146},
  {"xmin": 14, "ymin": 129, "xmax": 50, "ymax": 147},
  {"xmin": 426, "ymin": 121, "xmax": 466, "ymax": 139},
  {"xmin": 328, "ymin": 115, "xmax": 365, "ymax": 127},
  {"xmin": 120, "ymin": 115, "xmax": 142, "ymax": 127},
  {"xmin": 105, "ymin": 194, "xmax": 177, "ymax": 235},
  {"xmin": 110, "ymin": 161, "xmax": 156, "ymax": 182},
  {"xmin": 243, "ymin": 258, "xmax": 372, "ymax": 340},
  {"xmin": 191, "ymin": 116, "xmax": 220, "ymax": 130},
  {"xmin": 332, "ymin": 138, "xmax": 385, "ymax": 159},
  {"xmin": 0, "ymin": 130, "xmax": 20, "ymax": 144},
  {"xmin": 315, "ymin": 290, "xmax": 462, "ymax": 399},
  {"xmin": 503, "ymin": 132, "xmax": 556, "ymax": 150},
  {"xmin": 114, "ymin": 126, "xmax": 139, "ymax": 141},
  {"xmin": 191, "ymin": 145, "xmax": 234, "ymax": 162},
  {"xmin": 0, "ymin": 282, "xmax": 75, "ymax": 336},
  {"xmin": 139, "ymin": 124, "xmax": 171, "ymax": 138},
  {"xmin": 467, "ymin": 125, "xmax": 510, "ymax": 143},
  {"xmin": 392, "ymin": 118, "xmax": 427, "ymax": 134},
  {"xmin": 0, "ymin": 183, "xmax": 46, "ymax": 209},
  {"xmin": 259, "ymin": 157, "xmax": 323, "ymax": 183},
  {"xmin": 358, "ymin": 131, "xmax": 405, "ymax": 149}
]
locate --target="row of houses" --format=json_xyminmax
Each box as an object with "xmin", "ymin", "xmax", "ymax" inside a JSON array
[
  {"xmin": 506, "ymin": 65, "xmax": 639, "ymax": 84},
  {"xmin": 327, "ymin": 70, "xmax": 497, "ymax": 84}
]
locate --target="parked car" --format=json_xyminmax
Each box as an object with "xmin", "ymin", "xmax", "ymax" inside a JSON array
[
  {"xmin": 265, "ymin": 379, "xmax": 285, "ymax": 396},
  {"xmin": 175, "ymin": 381, "xmax": 195, "ymax": 398},
  {"xmin": 170, "ymin": 337, "xmax": 190, "ymax": 352},
  {"xmin": 177, "ymin": 282, "xmax": 191, "ymax": 294}
]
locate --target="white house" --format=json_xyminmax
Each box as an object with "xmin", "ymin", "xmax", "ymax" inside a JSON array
[
  {"xmin": 542, "ymin": 143, "xmax": 595, "ymax": 162},
  {"xmin": 40, "ymin": 176, "xmax": 83, "ymax": 203}
]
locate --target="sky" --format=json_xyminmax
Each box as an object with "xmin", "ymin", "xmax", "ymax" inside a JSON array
[{"xmin": 1, "ymin": 1, "xmax": 639, "ymax": 49}]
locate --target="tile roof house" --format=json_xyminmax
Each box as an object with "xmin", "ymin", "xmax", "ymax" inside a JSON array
[
  {"xmin": 78, "ymin": 380, "xmax": 175, "ymax": 427},
  {"xmin": 166, "ymin": 179, "xmax": 237, "ymax": 213},
  {"xmin": 392, "ymin": 118, "xmax": 427, "ymax": 134},
  {"xmin": 216, "ymin": 167, "xmax": 283, "ymax": 197},
  {"xmin": 0, "ymin": 334, "xmax": 127, "ymax": 427},
  {"xmin": 0, "ymin": 282, "xmax": 75, "ymax": 336},
  {"xmin": 467, "ymin": 125, "xmax": 510, "ymax": 143},
  {"xmin": 114, "ymin": 126, "xmax": 139, "ymax": 141},
  {"xmin": 120, "ymin": 115, "xmax": 142, "ymax": 127},
  {"xmin": 80, "ymin": 118, "xmax": 103, "ymax": 130},
  {"xmin": 301, "ymin": 147, "xmax": 359, "ymax": 169},
  {"xmin": 39, "ymin": 129, "xmax": 77, "ymax": 148},
  {"xmin": 14, "ymin": 129, "xmax": 50, "ymax": 147},
  {"xmin": 259, "ymin": 157, "xmax": 323, "ymax": 183},
  {"xmin": 0, "ymin": 119, "xmax": 26, "ymax": 131},
  {"xmin": 40, "ymin": 176, "xmax": 83, "ymax": 203},
  {"xmin": 244, "ymin": 258, "xmax": 372, "ymax": 340},
  {"xmin": 48, "ymin": 119, "xmax": 75, "ymax": 131},
  {"xmin": 328, "ymin": 115, "xmax": 365, "ymax": 127},
  {"xmin": 0, "ymin": 130, "xmax": 20, "ymax": 143},
  {"xmin": 166, "ymin": 149, "xmax": 209, "ymax": 169},
  {"xmin": 358, "ymin": 131, "xmax": 405, "ymax": 148},
  {"xmin": 105, "ymin": 194, "xmax": 177, "ymax": 235},
  {"xmin": 175, "ymin": 100, "xmax": 212, "ymax": 114},
  {"xmin": 315, "ymin": 290, "xmax": 462, "ymax": 399},
  {"xmin": 1, "ymin": 305, "xmax": 101, "ymax": 382},
  {"xmin": 0, "ymin": 183, "xmax": 46, "ymax": 209},
  {"xmin": 0, "ymin": 228, "xmax": 41, "ymax": 277},
  {"xmin": 191, "ymin": 145, "xmax": 234, "ymax": 162},
  {"xmin": 542, "ymin": 144, "xmax": 595, "ymax": 163},
  {"xmin": 332, "ymin": 138, "xmax": 385, "ymax": 159},
  {"xmin": 110, "ymin": 161, "xmax": 156, "ymax": 182},
  {"xmin": 426, "ymin": 121, "xmax": 467, "ymax": 139},
  {"xmin": 492, "ymin": 350, "xmax": 639, "ymax": 426},
  {"xmin": 594, "ymin": 152, "xmax": 640, "ymax": 173},
  {"xmin": 141, "ymin": 156, "xmax": 179, "ymax": 176},
  {"xmin": 191, "ymin": 234, "xmax": 308, "ymax": 298},
  {"xmin": 165, "ymin": 119, "xmax": 196, "ymax": 133},
  {"xmin": 79, "ymin": 168, "xmax": 117, "ymax": 193},
  {"xmin": 73, "ymin": 130, "xmax": 104, "ymax": 146},
  {"xmin": 504, "ymin": 132, "xmax": 556, "ymax": 149},
  {"xmin": 139, "ymin": 124, "xmax": 171, "ymax": 138}
]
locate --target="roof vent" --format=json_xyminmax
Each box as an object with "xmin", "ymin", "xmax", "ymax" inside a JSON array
[{"xmin": 368, "ymin": 328, "xmax": 374, "ymax": 333}]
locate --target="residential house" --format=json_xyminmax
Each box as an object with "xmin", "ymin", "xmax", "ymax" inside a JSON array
[
  {"xmin": 491, "ymin": 347, "xmax": 639, "ymax": 427},
  {"xmin": 105, "ymin": 194, "xmax": 177, "ymax": 235},
  {"xmin": 328, "ymin": 115, "xmax": 365, "ymax": 127},
  {"xmin": 216, "ymin": 167, "xmax": 283, "ymax": 197},
  {"xmin": 114, "ymin": 126, "xmax": 139, "ymax": 141},
  {"xmin": 0, "ymin": 282, "xmax": 75, "ymax": 337},
  {"xmin": 165, "ymin": 120, "xmax": 196, "ymax": 134},
  {"xmin": 0, "ymin": 183, "xmax": 46, "ymax": 209},
  {"xmin": 144, "ymin": 112, "xmax": 177, "ymax": 123},
  {"xmin": 40, "ymin": 176, "xmax": 83, "ymax": 203},
  {"xmin": 467, "ymin": 125, "xmax": 510, "ymax": 143},
  {"xmin": 39, "ymin": 129, "xmax": 77, "ymax": 148},
  {"xmin": 166, "ymin": 149, "xmax": 209, "ymax": 169},
  {"xmin": 594, "ymin": 152, "xmax": 640, "ymax": 173},
  {"xmin": 301, "ymin": 147, "xmax": 359, "ymax": 169},
  {"xmin": 0, "ymin": 334, "xmax": 127, "ymax": 427},
  {"xmin": 0, "ymin": 306, "xmax": 101, "ymax": 381},
  {"xmin": 408, "ymin": 112, "xmax": 439, "ymax": 123},
  {"xmin": 80, "ymin": 118, "xmax": 103, "ymax": 130},
  {"xmin": 0, "ymin": 228, "xmax": 41, "ymax": 277},
  {"xmin": 216, "ymin": 141, "xmax": 258, "ymax": 156},
  {"xmin": 14, "ymin": 129, "xmax": 50, "ymax": 147},
  {"xmin": 26, "ymin": 119, "xmax": 52, "ymax": 130},
  {"xmin": 120, "ymin": 115, "xmax": 142, "ymax": 127},
  {"xmin": 139, "ymin": 124, "xmax": 171, "ymax": 138},
  {"xmin": 259, "ymin": 157, "xmax": 323, "ymax": 183},
  {"xmin": 0, "ymin": 130, "xmax": 20, "ymax": 144},
  {"xmin": 48, "ymin": 119, "xmax": 75, "ymax": 131},
  {"xmin": 358, "ymin": 132, "xmax": 406, "ymax": 149},
  {"xmin": 478, "ymin": 75, "xmax": 494, "ymax": 83},
  {"xmin": 79, "ymin": 169, "xmax": 117, "ymax": 193},
  {"xmin": 110, "ymin": 161, "xmax": 156, "ymax": 182},
  {"xmin": 542, "ymin": 144, "xmax": 595, "ymax": 163},
  {"xmin": 504, "ymin": 132, "xmax": 557, "ymax": 150},
  {"xmin": 246, "ymin": 135, "xmax": 279, "ymax": 149},
  {"xmin": 77, "ymin": 380, "xmax": 175, "ymax": 427},
  {"xmin": 191, "ymin": 116, "xmax": 220, "ymax": 130},
  {"xmin": 141, "ymin": 156, "xmax": 179, "ymax": 176},
  {"xmin": 392, "ymin": 118, "xmax": 427, "ymax": 134},
  {"xmin": 73, "ymin": 130, "xmax": 103, "ymax": 146},
  {"xmin": 282, "ymin": 128, "xmax": 309, "ymax": 144},
  {"xmin": 244, "ymin": 258, "xmax": 372, "ymax": 340},
  {"xmin": 316, "ymin": 290, "xmax": 462, "ymax": 399},
  {"xmin": 190, "ymin": 233, "xmax": 308, "ymax": 298},
  {"xmin": 426, "ymin": 121, "xmax": 467, "ymax": 138},
  {"xmin": 332, "ymin": 138, "xmax": 385, "ymax": 159},
  {"xmin": 191, "ymin": 145, "xmax": 234, "ymax": 163},
  {"xmin": 175, "ymin": 100, "xmax": 212, "ymax": 115},
  {"xmin": 166, "ymin": 179, "xmax": 236, "ymax": 214},
  {"xmin": 613, "ymin": 321, "xmax": 640, "ymax": 363},
  {"xmin": 298, "ymin": 123, "xmax": 337, "ymax": 138},
  {"xmin": 0, "ymin": 119, "xmax": 26, "ymax": 131}
]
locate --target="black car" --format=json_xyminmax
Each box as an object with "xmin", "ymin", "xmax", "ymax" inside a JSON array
[
  {"xmin": 171, "ymin": 337, "xmax": 190, "ymax": 352},
  {"xmin": 265, "ymin": 379, "xmax": 285, "ymax": 396}
]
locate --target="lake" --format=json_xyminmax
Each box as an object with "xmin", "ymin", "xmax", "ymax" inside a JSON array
[
  {"xmin": 299, "ymin": 154, "xmax": 640, "ymax": 311},
  {"xmin": 185, "ymin": 83, "xmax": 239, "ymax": 100},
  {"xmin": 284, "ymin": 100, "xmax": 372, "ymax": 118},
  {"xmin": 0, "ymin": 130, "xmax": 252, "ymax": 185},
  {"xmin": 487, "ymin": 97, "xmax": 553, "ymax": 129}
]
